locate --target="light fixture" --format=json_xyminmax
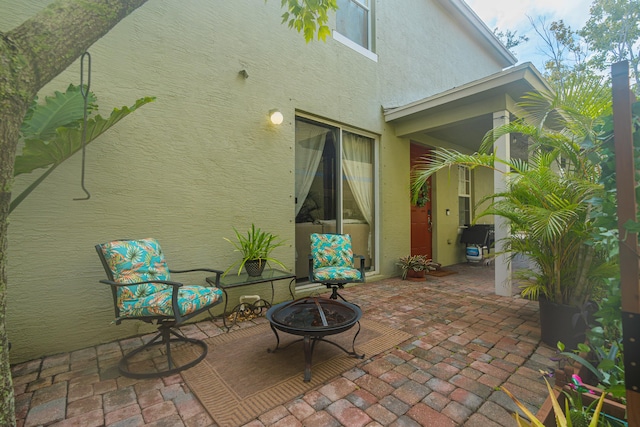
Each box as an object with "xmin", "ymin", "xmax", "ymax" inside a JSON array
[{"xmin": 269, "ymin": 109, "xmax": 284, "ymax": 125}]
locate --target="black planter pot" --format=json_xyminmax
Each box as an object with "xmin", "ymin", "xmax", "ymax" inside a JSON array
[
  {"xmin": 244, "ymin": 259, "xmax": 266, "ymax": 277},
  {"xmin": 538, "ymin": 296, "xmax": 595, "ymax": 351}
]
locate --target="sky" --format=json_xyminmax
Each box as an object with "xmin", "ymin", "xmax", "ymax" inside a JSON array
[{"xmin": 464, "ymin": 0, "xmax": 593, "ymax": 70}]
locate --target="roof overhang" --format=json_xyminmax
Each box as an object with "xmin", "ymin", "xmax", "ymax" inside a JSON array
[{"xmin": 383, "ymin": 62, "xmax": 551, "ymax": 151}]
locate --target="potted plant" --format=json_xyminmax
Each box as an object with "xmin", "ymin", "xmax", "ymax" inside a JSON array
[
  {"xmin": 503, "ymin": 378, "xmax": 608, "ymax": 427},
  {"xmin": 224, "ymin": 224, "xmax": 287, "ymax": 277},
  {"xmin": 396, "ymin": 255, "xmax": 438, "ymax": 280},
  {"xmin": 535, "ymin": 98, "xmax": 637, "ymax": 427},
  {"xmin": 411, "ymin": 74, "xmax": 618, "ymax": 350}
]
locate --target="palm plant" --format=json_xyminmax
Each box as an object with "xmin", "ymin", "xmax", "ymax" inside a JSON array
[
  {"xmin": 411, "ymin": 74, "xmax": 617, "ymax": 307},
  {"xmin": 223, "ymin": 224, "xmax": 287, "ymax": 276}
]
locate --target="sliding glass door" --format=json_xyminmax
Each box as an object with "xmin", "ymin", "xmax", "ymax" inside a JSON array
[{"xmin": 294, "ymin": 116, "xmax": 376, "ymax": 281}]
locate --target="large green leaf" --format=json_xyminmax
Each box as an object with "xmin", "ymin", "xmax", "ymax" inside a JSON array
[
  {"xmin": 14, "ymin": 96, "xmax": 155, "ymax": 176},
  {"xmin": 11, "ymin": 95, "xmax": 155, "ymax": 213},
  {"xmin": 20, "ymin": 84, "xmax": 97, "ymax": 141}
]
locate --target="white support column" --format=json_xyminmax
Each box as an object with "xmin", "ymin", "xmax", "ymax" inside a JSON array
[{"xmin": 493, "ymin": 111, "xmax": 512, "ymax": 296}]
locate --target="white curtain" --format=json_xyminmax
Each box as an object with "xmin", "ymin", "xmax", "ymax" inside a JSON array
[
  {"xmin": 295, "ymin": 121, "xmax": 328, "ymax": 216},
  {"xmin": 342, "ymin": 132, "xmax": 373, "ymax": 226}
]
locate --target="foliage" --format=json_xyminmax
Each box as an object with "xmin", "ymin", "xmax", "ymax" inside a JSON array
[
  {"xmin": 396, "ymin": 255, "xmax": 438, "ymax": 279},
  {"xmin": 580, "ymin": 0, "xmax": 640, "ymax": 95},
  {"xmin": 554, "ymin": 99, "xmax": 640, "ymax": 401},
  {"xmin": 11, "ymin": 84, "xmax": 155, "ymax": 213},
  {"xmin": 411, "ymin": 74, "xmax": 617, "ymax": 307},
  {"xmin": 413, "ymin": 180, "xmax": 430, "ymax": 207},
  {"xmin": 502, "ymin": 378, "xmax": 606, "ymax": 427},
  {"xmin": 279, "ymin": 0, "xmax": 338, "ymax": 42},
  {"xmin": 558, "ymin": 335, "xmax": 626, "ymax": 401},
  {"xmin": 529, "ymin": 0, "xmax": 639, "ymax": 94},
  {"xmin": 493, "ymin": 27, "xmax": 529, "ymax": 57},
  {"xmin": 529, "ymin": 17, "xmax": 592, "ymax": 89},
  {"xmin": 223, "ymin": 224, "xmax": 287, "ymax": 276},
  {"xmin": 562, "ymin": 387, "xmax": 615, "ymax": 427}
]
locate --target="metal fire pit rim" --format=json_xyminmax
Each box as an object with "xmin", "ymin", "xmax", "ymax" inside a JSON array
[{"xmin": 266, "ymin": 297, "xmax": 362, "ymax": 336}]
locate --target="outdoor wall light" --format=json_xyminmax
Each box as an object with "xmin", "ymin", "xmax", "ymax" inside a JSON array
[{"xmin": 269, "ymin": 109, "xmax": 284, "ymax": 125}]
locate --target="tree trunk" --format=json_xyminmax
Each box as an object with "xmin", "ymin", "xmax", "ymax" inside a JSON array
[{"xmin": 0, "ymin": 0, "xmax": 148, "ymax": 424}]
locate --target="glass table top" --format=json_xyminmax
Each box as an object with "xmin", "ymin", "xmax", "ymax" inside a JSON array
[{"xmin": 217, "ymin": 268, "xmax": 295, "ymax": 289}]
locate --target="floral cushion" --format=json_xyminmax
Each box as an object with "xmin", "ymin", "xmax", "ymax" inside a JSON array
[
  {"xmin": 119, "ymin": 285, "xmax": 222, "ymax": 318},
  {"xmin": 313, "ymin": 266, "xmax": 362, "ymax": 282},
  {"xmin": 98, "ymin": 238, "xmax": 223, "ymax": 318},
  {"xmin": 310, "ymin": 233, "xmax": 355, "ymax": 270},
  {"xmin": 97, "ymin": 238, "xmax": 171, "ymax": 307}
]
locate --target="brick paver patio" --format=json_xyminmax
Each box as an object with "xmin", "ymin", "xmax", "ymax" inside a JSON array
[{"xmin": 12, "ymin": 262, "xmax": 558, "ymax": 426}]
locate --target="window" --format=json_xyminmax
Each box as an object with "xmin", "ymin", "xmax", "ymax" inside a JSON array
[
  {"xmin": 458, "ymin": 166, "xmax": 471, "ymax": 226},
  {"xmin": 294, "ymin": 116, "xmax": 376, "ymax": 281},
  {"xmin": 336, "ymin": 0, "xmax": 372, "ymax": 51}
]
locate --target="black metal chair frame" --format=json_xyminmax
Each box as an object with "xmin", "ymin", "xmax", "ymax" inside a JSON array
[
  {"xmin": 95, "ymin": 243, "xmax": 224, "ymax": 379},
  {"xmin": 307, "ymin": 234, "xmax": 366, "ymax": 301}
]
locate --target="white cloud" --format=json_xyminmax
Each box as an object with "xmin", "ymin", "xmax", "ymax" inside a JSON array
[{"xmin": 464, "ymin": 0, "xmax": 593, "ymax": 68}]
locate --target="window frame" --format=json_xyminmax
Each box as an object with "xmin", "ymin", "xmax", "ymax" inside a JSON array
[
  {"xmin": 294, "ymin": 113, "xmax": 379, "ymax": 278},
  {"xmin": 458, "ymin": 165, "xmax": 472, "ymax": 226},
  {"xmin": 333, "ymin": 0, "xmax": 378, "ymax": 61}
]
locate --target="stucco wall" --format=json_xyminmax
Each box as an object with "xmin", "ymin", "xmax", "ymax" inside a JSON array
[
  {"xmin": 3, "ymin": 0, "xmax": 508, "ymax": 363},
  {"xmin": 473, "ymin": 167, "xmax": 495, "ymax": 224}
]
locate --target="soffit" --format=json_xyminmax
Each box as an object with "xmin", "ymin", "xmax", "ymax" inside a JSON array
[{"xmin": 384, "ymin": 63, "xmax": 551, "ymax": 152}]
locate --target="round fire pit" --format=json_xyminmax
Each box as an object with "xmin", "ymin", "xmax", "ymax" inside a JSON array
[{"xmin": 266, "ymin": 297, "xmax": 364, "ymax": 382}]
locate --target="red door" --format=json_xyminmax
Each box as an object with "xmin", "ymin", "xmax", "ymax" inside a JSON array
[{"xmin": 410, "ymin": 143, "xmax": 433, "ymax": 257}]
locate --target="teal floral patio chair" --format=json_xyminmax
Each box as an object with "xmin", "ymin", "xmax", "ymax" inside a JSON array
[
  {"xmin": 308, "ymin": 233, "xmax": 365, "ymax": 300},
  {"xmin": 96, "ymin": 238, "xmax": 224, "ymax": 378}
]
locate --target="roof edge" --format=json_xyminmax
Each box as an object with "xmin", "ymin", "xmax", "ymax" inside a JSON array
[
  {"xmin": 384, "ymin": 62, "xmax": 551, "ymax": 122},
  {"xmin": 435, "ymin": 0, "xmax": 517, "ymax": 68}
]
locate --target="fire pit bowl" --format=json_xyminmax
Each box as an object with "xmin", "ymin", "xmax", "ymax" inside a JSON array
[
  {"xmin": 267, "ymin": 297, "xmax": 362, "ymax": 336},
  {"xmin": 266, "ymin": 297, "xmax": 364, "ymax": 381}
]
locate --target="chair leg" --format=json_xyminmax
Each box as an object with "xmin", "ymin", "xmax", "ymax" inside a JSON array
[
  {"xmin": 328, "ymin": 284, "xmax": 346, "ymax": 301},
  {"xmin": 118, "ymin": 324, "xmax": 208, "ymax": 379}
]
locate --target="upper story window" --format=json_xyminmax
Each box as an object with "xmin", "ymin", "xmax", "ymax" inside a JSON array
[
  {"xmin": 334, "ymin": 0, "xmax": 376, "ymax": 60},
  {"xmin": 336, "ymin": 0, "xmax": 370, "ymax": 50}
]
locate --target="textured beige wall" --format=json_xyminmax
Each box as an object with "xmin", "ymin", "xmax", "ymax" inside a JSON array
[
  {"xmin": 473, "ymin": 167, "xmax": 495, "ymax": 224},
  {"xmin": 3, "ymin": 0, "xmax": 507, "ymax": 363}
]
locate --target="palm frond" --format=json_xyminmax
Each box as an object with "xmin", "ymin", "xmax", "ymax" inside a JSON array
[{"xmin": 410, "ymin": 149, "xmax": 498, "ymax": 204}]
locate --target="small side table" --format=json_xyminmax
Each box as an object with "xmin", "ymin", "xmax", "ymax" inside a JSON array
[{"xmin": 207, "ymin": 269, "xmax": 296, "ymax": 332}]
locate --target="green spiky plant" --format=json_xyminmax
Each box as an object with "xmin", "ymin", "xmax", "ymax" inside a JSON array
[
  {"xmin": 411, "ymin": 74, "xmax": 618, "ymax": 307},
  {"xmin": 12, "ymin": 84, "xmax": 155, "ymax": 213},
  {"xmin": 502, "ymin": 379, "xmax": 606, "ymax": 427},
  {"xmin": 223, "ymin": 224, "xmax": 287, "ymax": 276}
]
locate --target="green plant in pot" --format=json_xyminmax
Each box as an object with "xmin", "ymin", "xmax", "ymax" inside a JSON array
[
  {"xmin": 396, "ymin": 255, "xmax": 439, "ymax": 279},
  {"xmin": 411, "ymin": 74, "xmax": 618, "ymax": 350},
  {"xmin": 224, "ymin": 224, "xmax": 287, "ymax": 277}
]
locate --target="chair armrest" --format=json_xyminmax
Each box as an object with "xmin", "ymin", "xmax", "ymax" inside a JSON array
[
  {"xmin": 170, "ymin": 268, "xmax": 224, "ymax": 275},
  {"xmin": 171, "ymin": 268, "xmax": 223, "ymax": 287},
  {"xmin": 308, "ymin": 255, "xmax": 314, "ymax": 282},
  {"xmin": 354, "ymin": 255, "xmax": 365, "ymax": 276}
]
